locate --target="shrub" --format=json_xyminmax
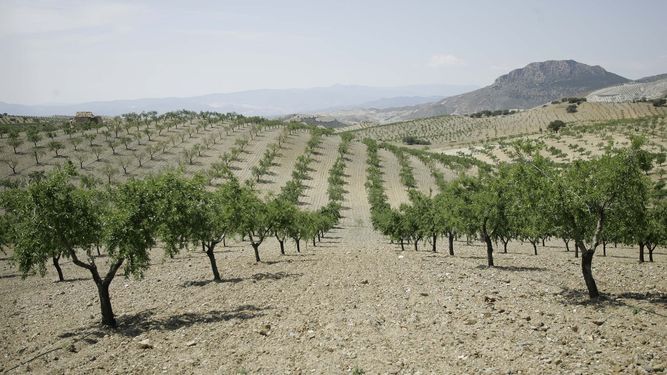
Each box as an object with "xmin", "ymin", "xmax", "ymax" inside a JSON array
[
  {"xmin": 652, "ymin": 98, "xmax": 666, "ymax": 107},
  {"xmin": 566, "ymin": 104, "xmax": 578, "ymax": 113},
  {"xmin": 402, "ymin": 136, "xmax": 431, "ymax": 145},
  {"xmin": 547, "ymin": 120, "xmax": 566, "ymax": 132}
]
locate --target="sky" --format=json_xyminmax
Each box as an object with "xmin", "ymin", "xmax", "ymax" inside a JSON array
[{"xmin": 1, "ymin": 0, "xmax": 666, "ymax": 104}]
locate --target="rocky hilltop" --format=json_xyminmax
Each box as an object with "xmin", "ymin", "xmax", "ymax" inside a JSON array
[{"xmin": 409, "ymin": 60, "xmax": 629, "ymax": 116}]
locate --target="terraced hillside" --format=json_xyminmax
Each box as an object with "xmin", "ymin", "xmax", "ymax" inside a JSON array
[{"xmin": 587, "ymin": 79, "xmax": 667, "ymax": 102}]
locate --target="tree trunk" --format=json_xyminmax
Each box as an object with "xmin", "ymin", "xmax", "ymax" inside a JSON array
[
  {"xmin": 400, "ymin": 239, "xmax": 405, "ymax": 251},
  {"xmin": 648, "ymin": 244, "xmax": 655, "ymax": 262},
  {"xmin": 639, "ymin": 242, "xmax": 645, "ymax": 263},
  {"xmin": 448, "ymin": 233, "xmax": 454, "ymax": 256},
  {"xmin": 278, "ymin": 239, "xmax": 285, "ymax": 255},
  {"xmin": 414, "ymin": 240, "xmax": 418, "ymax": 251},
  {"xmin": 205, "ymin": 245, "xmax": 221, "ymax": 281},
  {"xmin": 52, "ymin": 255, "xmax": 64, "ymax": 282},
  {"xmin": 581, "ymin": 249, "xmax": 599, "ymax": 299},
  {"xmin": 541, "ymin": 238, "xmax": 546, "ymax": 247},
  {"xmin": 563, "ymin": 238, "xmax": 570, "ymax": 252},
  {"xmin": 484, "ymin": 234, "xmax": 494, "ymax": 267},
  {"xmin": 96, "ymin": 282, "xmax": 116, "ymax": 327},
  {"xmin": 574, "ymin": 242, "xmax": 579, "ymax": 258},
  {"xmin": 295, "ymin": 239, "xmax": 301, "ymax": 253},
  {"xmin": 483, "ymin": 220, "xmax": 494, "ymax": 267},
  {"xmin": 252, "ymin": 243, "xmax": 261, "ymax": 262},
  {"xmin": 602, "ymin": 240, "xmax": 607, "ymax": 256},
  {"xmin": 531, "ymin": 240, "xmax": 538, "ymax": 256},
  {"xmin": 432, "ymin": 234, "xmax": 437, "ymax": 252},
  {"xmin": 501, "ymin": 238, "xmax": 508, "ymax": 253},
  {"xmin": 312, "ymin": 238, "xmax": 316, "ymax": 247}
]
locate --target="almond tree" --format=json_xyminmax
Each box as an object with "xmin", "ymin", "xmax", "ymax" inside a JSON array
[
  {"xmin": 84, "ymin": 133, "xmax": 96, "ymax": 147},
  {"xmin": 74, "ymin": 152, "xmax": 87, "ymax": 169},
  {"xmin": 2, "ymin": 157, "xmax": 18, "ymax": 174},
  {"xmin": 27, "ymin": 129, "xmax": 42, "ymax": 147},
  {"xmin": 10, "ymin": 168, "xmax": 100, "ymax": 316},
  {"xmin": 102, "ymin": 163, "xmax": 119, "ymax": 184},
  {"xmin": 557, "ymin": 146, "xmax": 649, "ymax": 298},
  {"xmin": 119, "ymin": 157, "xmax": 131, "ymax": 175},
  {"xmin": 70, "ymin": 137, "xmax": 83, "ymax": 151},
  {"xmin": 237, "ymin": 185, "xmax": 272, "ymax": 262},
  {"xmin": 288, "ymin": 209, "xmax": 311, "ymax": 253},
  {"xmin": 268, "ymin": 197, "xmax": 298, "ymax": 255},
  {"xmin": 133, "ymin": 151, "xmax": 146, "ymax": 168},
  {"xmin": 462, "ymin": 167, "xmax": 511, "ymax": 267},
  {"xmin": 107, "ymin": 140, "xmax": 119, "ymax": 155},
  {"xmin": 8, "ymin": 132, "xmax": 22, "ymax": 154},
  {"xmin": 154, "ymin": 172, "xmax": 242, "ymax": 281},
  {"xmin": 11, "ymin": 168, "xmax": 160, "ymax": 325},
  {"xmin": 506, "ymin": 148, "xmax": 557, "ymax": 255},
  {"xmin": 47, "ymin": 140, "xmax": 64, "ymax": 157},
  {"xmin": 433, "ymin": 181, "xmax": 466, "ymax": 255},
  {"xmin": 32, "ymin": 147, "xmax": 45, "ymax": 166}
]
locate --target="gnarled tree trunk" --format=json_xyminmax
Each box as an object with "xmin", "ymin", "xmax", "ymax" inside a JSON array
[
  {"xmin": 204, "ymin": 244, "xmax": 221, "ymax": 281},
  {"xmin": 52, "ymin": 255, "xmax": 64, "ymax": 282},
  {"xmin": 581, "ymin": 249, "xmax": 599, "ymax": 299}
]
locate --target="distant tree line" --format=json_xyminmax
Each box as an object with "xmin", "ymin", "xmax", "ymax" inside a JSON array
[{"xmin": 468, "ymin": 109, "xmax": 518, "ymax": 118}]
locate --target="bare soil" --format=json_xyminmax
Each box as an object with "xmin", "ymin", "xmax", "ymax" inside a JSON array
[{"xmin": 1, "ymin": 236, "xmax": 665, "ymax": 374}]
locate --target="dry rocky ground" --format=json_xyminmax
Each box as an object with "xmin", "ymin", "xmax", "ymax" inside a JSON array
[{"xmin": 1, "ymin": 234, "xmax": 665, "ymax": 374}]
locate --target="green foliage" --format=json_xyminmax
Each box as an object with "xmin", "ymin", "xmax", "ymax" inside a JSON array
[
  {"xmin": 8, "ymin": 167, "xmax": 102, "ymax": 277},
  {"xmin": 104, "ymin": 177, "xmax": 159, "ymax": 279},
  {"xmin": 402, "ymin": 135, "xmax": 431, "ymax": 145},
  {"xmin": 547, "ymin": 120, "xmax": 566, "ymax": 132},
  {"xmin": 469, "ymin": 109, "xmax": 517, "ymax": 118}
]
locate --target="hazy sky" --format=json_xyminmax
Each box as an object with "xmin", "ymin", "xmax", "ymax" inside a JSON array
[{"xmin": 1, "ymin": 0, "xmax": 666, "ymax": 104}]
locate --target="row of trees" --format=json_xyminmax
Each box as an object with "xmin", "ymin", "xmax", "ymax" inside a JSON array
[
  {"xmin": 1, "ymin": 124, "xmax": 348, "ymax": 328},
  {"xmin": 0, "ymin": 150, "xmax": 349, "ymax": 327},
  {"xmin": 364, "ymin": 137, "xmax": 666, "ymax": 299}
]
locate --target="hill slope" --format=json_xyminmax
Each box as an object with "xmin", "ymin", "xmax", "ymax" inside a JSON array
[
  {"xmin": 587, "ymin": 78, "xmax": 667, "ymax": 102},
  {"xmin": 410, "ymin": 60, "xmax": 629, "ymax": 116}
]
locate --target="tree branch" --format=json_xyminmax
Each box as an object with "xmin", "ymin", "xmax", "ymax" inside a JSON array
[{"xmin": 103, "ymin": 259, "xmax": 124, "ymax": 287}]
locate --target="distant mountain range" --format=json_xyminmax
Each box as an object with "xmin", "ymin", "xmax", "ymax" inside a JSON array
[
  {"xmin": 0, "ymin": 84, "xmax": 478, "ymax": 117},
  {"xmin": 3, "ymin": 60, "xmax": 663, "ymax": 123},
  {"xmin": 314, "ymin": 60, "xmax": 665, "ymax": 124}
]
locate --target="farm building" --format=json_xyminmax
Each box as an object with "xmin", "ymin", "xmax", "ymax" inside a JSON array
[{"xmin": 73, "ymin": 111, "xmax": 102, "ymax": 124}]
